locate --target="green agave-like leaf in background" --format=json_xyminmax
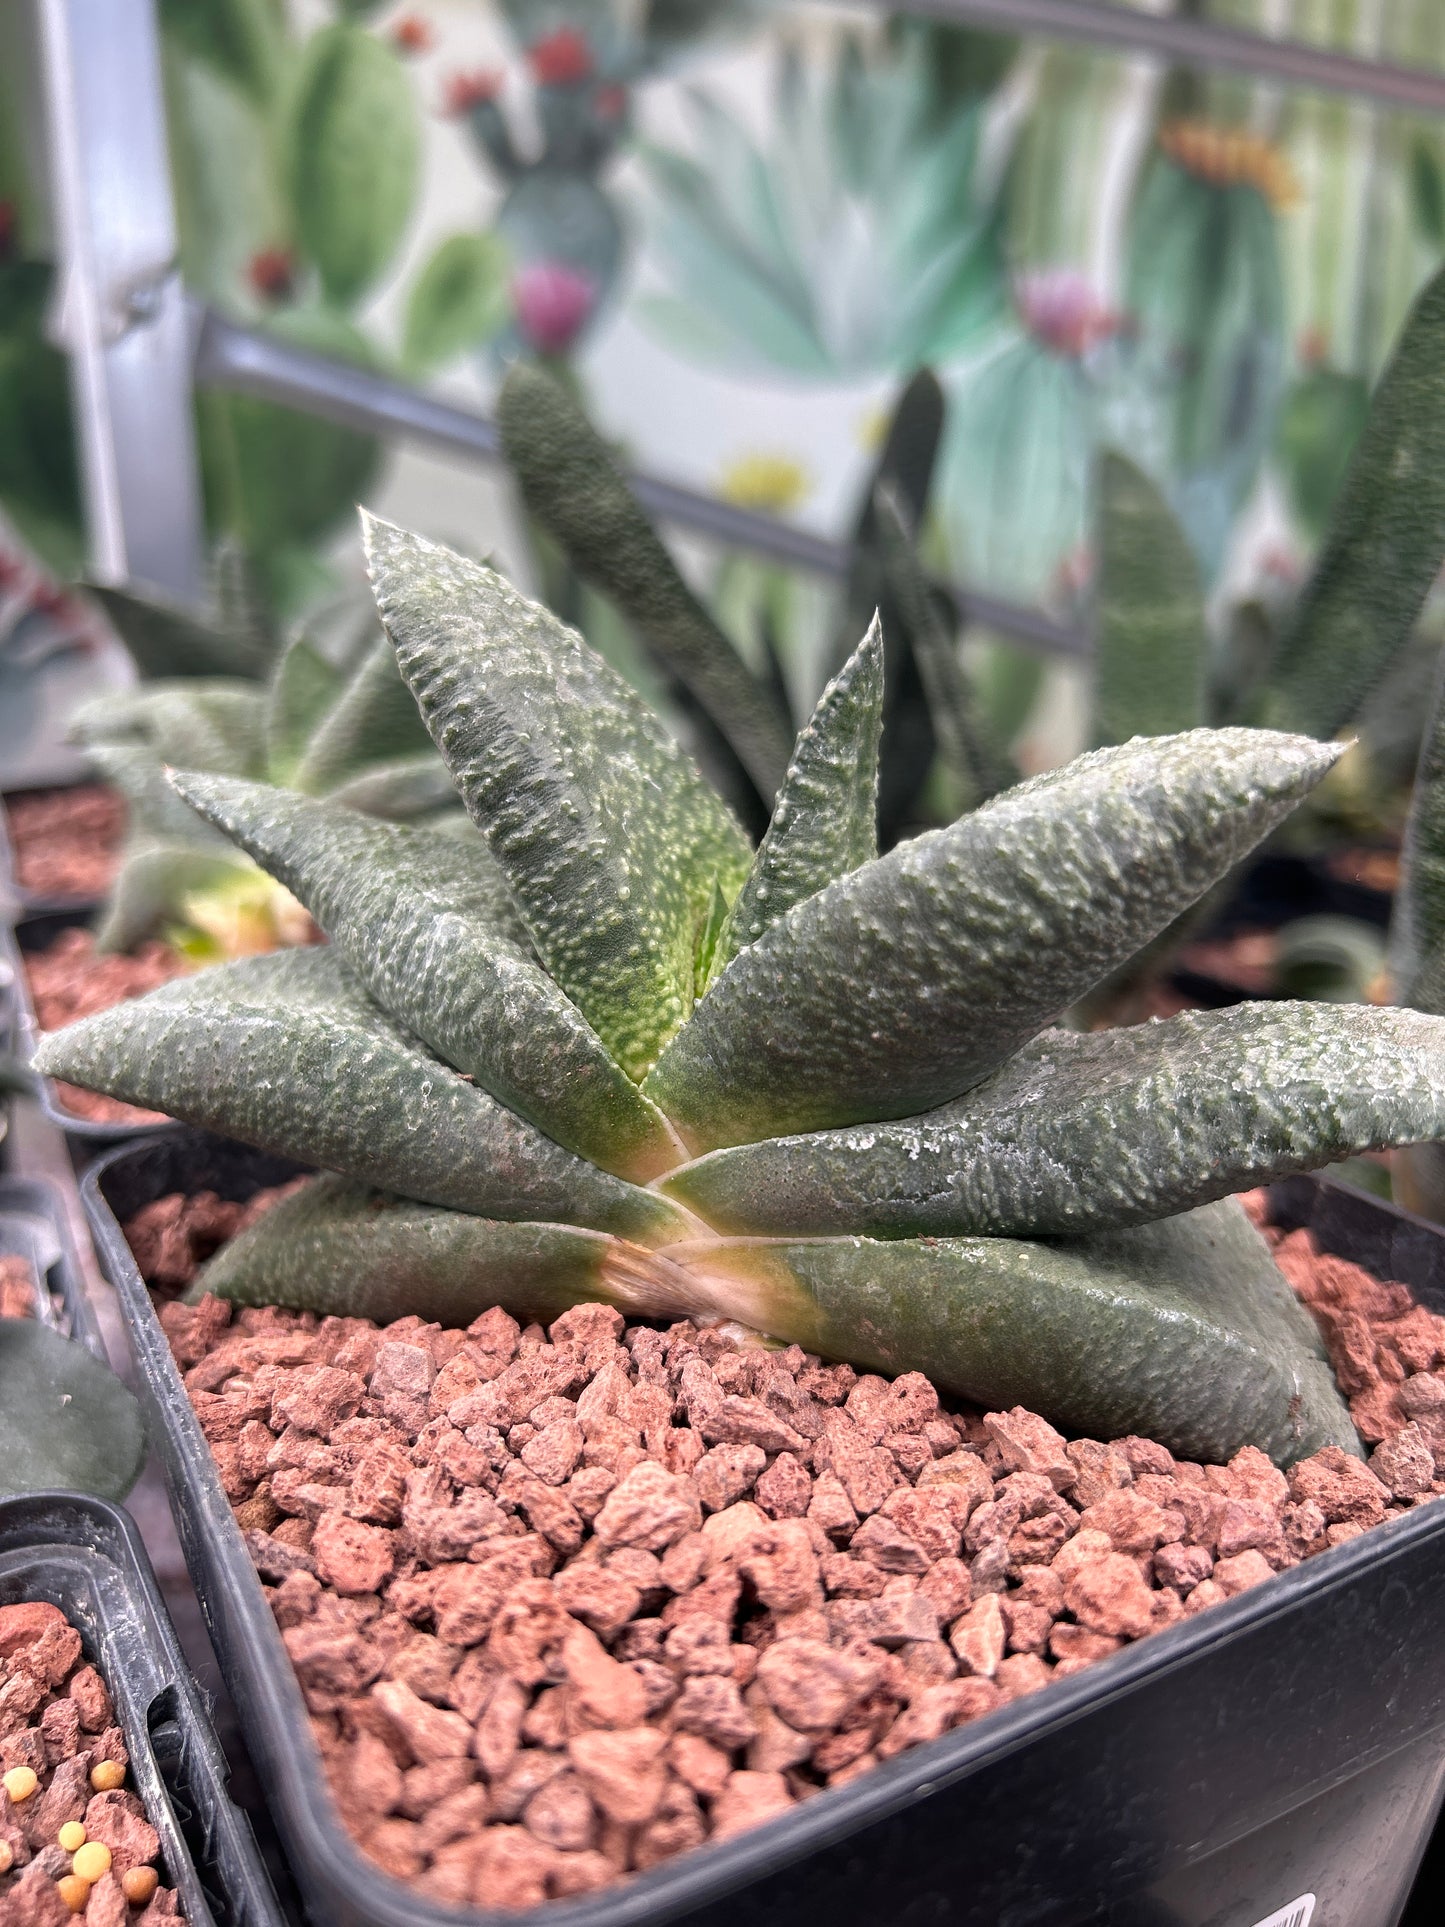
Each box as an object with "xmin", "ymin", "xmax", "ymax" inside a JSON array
[
  {"xmin": 645, "ymin": 730, "xmax": 1339, "ymax": 1150},
  {"xmin": 70, "ymin": 684, "xmax": 265, "ymax": 777},
  {"xmin": 85, "ymin": 579, "xmax": 274, "ymax": 682},
  {"xmin": 286, "ymin": 636, "xmax": 435, "ymax": 798},
  {"xmin": 664, "ymin": 1002, "xmax": 1445, "ymax": 1237},
  {"xmin": 403, "ymin": 232, "xmax": 512, "ymax": 375},
  {"xmin": 709, "ymin": 620, "xmax": 882, "ymax": 979},
  {"xmin": 158, "ymin": 0, "xmax": 282, "ymax": 106},
  {"xmin": 32, "ymin": 947, "xmax": 681, "ymax": 1240},
  {"xmin": 0, "ymin": 261, "xmax": 85, "ymax": 573},
  {"xmin": 1393, "ymin": 649, "xmax": 1445, "ymax": 1009},
  {"xmin": 170, "ymin": 772, "xmax": 681, "ymax": 1182},
  {"xmin": 264, "ymin": 633, "xmax": 344, "ymax": 783},
  {"xmin": 1268, "ymin": 263, "xmax": 1445, "ymax": 742},
  {"xmin": 1091, "ymin": 451, "xmax": 1209, "ymax": 747},
  {"xmin": 497, "ymin": 363, "xmax": 794, "ymax": 802},
  {"xmin": 0, "ymin": 1321, "xmax": 146, "ymax": 1503},
  {"xmin": 1274, "ymin": 366, "xmax": 1370, "ymax": 548},
  {"xmin": 364, "ymin": 517, "xmax": 753, "ymax": 1082},
  {"xmin": 286, "ymin": 22, "xmax": 418, "ymax": 308}
]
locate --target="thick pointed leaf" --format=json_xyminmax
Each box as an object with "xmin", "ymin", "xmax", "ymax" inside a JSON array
[
  {"xmin": 324, "ymin": 755, "xmax": 461, "ymax": 821},
  {"xmin": 95, "ymin": 840, "xmax": 252, "ymax": 954},
  {"xmin": 658, "ymin": 1201, "xmax": 1356, "ymax": 1466},
  {"xmin": 1392, "ymin": 652, "xmax": 1445, "ymax": 1008},
  {"xmin": 364, "ymin": 516, "xmax": 753, "ymax": 1081},
  {"xmin": 289, "ymin": 635, "xmax": 435, "ymax": 797},
  {"xmin": 70, "ymin": 681, "xmax": 265, "ymax": 776},
  {"xmin": 1091, "ymin": 452, "xmax": 1209, "ymax": 747},
  {"xmin": 0, "ymin": 1321, "xmax": 146, "ymax": 1501},
  {"xmin": 1268, "ymin": 262, "xmax": 1445, "ymax": 739},
  {"xmin": 81, "ymin": 743, "xmax": 238, "ymax": 849},
  {"xmin": 496, "ymin": 363, "xmax": 794, "ymax": 800},
  {"xmin": 665, "ymin": 1003, "xmax": 1445, "ymax": 1237},
  {"xmin": 265, "ymin": 634, "xmax": 344, "ymax": 784},
  {"xmin": 33, "ymin": 948, "xmax": 682, "ymax": 1241},
  {"xmin": 171, "ymin": 774, "xmax": 681, "ymax": 1182},
  {"xmin": 645, "ymin": 729, "xmax": 1340, "ymax": 1150},
  {"xmin": 86, "ymin": 580, "xmax": 271, "ymax": 681},
  {"xmin": 711, "ymin": 618, "xmax": 882, "ymax": 978}
]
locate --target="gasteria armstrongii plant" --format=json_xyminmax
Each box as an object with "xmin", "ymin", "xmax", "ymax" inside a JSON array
[{"xmin": 35, "ymin": 517, "xmax": 1445, "ymax": 1466}]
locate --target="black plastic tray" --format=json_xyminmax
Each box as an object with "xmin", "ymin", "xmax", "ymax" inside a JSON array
[
  {"xmin": 83, "ymin": 1131, "xmax": 1445, "ymax": 1927},
  {"xmin": 0, "ymin": 1170, "xmax": 106, "ymax": 1355},
  {"xmin": 0, "ymin": 1491, "xmax": 284, "ymax": 1927},
  {"xmin": 3, "ymin": 910, "xmax": 179, "ymax": 1145}
]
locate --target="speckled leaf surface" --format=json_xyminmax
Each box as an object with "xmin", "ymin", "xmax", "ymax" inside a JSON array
[
  {"xmin": 170, "ymin": 773, "xmax": 680, "ymax": 1181},
  {"xmin": 646, "ymin": 729, "xmax": 1340, "ymax": 1150},
  {"xmin": 665, "ymin": 1003, "xmax": 1445, "ymax": 1236},
  {"xmin": 33, "ymin": 948, "xmax": 679, "ymax": 1239},
  {"xmin": 665, "ymin": 1201, "xmax": 1356, "ymax": 1466},
  {"xmin": 712, "ymin": 619, "xmax": 883, "ymax": 977},
  {"xmin": 289, "ymin": 635, "xmax": 435, "ymax": 797},
  {"xmin": 322, "ymin": 755, "xmax": 460, "ymax": 821},
  {"xmin": 1393, "ymin": 654, "xmax": 1445, "ymax": 1008},
  {"xmin": 497, "ymin": 363, "xmax": 794, "ymax": 799},
  {"xmin": 71, "ymin": 682, "xmax": 265, "ymax": 777},
  {"xmin": 197, "ymin": 1175, "xmax": 627, "ymax": 1326},
  {"xmin": 264, "ymin": 634, "xmax": 343, "ymax": 784},
  {"xmin": 1268, "ymin": 262, "xmax": 1445, "ymax": 740},
  {"xmin": 365, "ymin": 516, "xmax": 753, "ymax": 1081},
  {"xmin": 0, "ymin": 1321, "xmax": 146, "ymax": 1501},
  {"xmin": 86, "ymin": 580, "xmax": 271, "ymax": 681},
  {"xmin": 1091, "ymin": 452, "xmax": 1209, "ymax": 747}
]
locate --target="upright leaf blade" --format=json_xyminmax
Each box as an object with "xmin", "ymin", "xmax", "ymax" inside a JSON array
[
  {"xmin": 265, "ymin": 634, "xmax": 344, "ymax": 784},
  {"xmin": 289, "ymin": 635, "xmax": 435, "ymax": 796},
  {"xmin": 1267, "ymin": 262, "xmax": 1445, "ymax": 739},
  {"xmin": 86, "ymin": 580, "xmax": 272, "ymax": 681},
  {"xmin": 171, "ymin": 773, "xmax": 682, "ymax": 1181},
  {"xmin": 711, "ymin": 617, "xmax": 883, "ymax": 977},
  {"xmin": 666, "ymin": 1002, "xmax": 1445, "ymax": 1236},
  {"xmin": 33, "ymin": 948, "xmax": 682, "ymax": 1240},
  {"xmin": 1392, "ymin": 648, "xmax": 1445, "ymax": 1007},
  {"xmin": 364, "ymin": 516, "xmax": 753, "ymax": 1081},
  {"xmin": 1091, "ymin": 451, "xmax": 1210, "ymax": 747},
  {"xmin": 496, "ymin": 362, "xmax": 794, "ymax": 801},
  {"xmin": 645, "ymin": 728, "xmax": 1339, "ymax": 1149}
]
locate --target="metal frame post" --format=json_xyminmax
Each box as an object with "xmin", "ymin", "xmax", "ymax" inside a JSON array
[{"xmin": 37, "ymin": 0, "xmax": 205, "ymax": 600}]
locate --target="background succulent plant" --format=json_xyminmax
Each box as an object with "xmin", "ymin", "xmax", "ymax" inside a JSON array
[
  {"xmin": 0, "ymin": 1320, "xmax": 145, "ymax": 1502},
  {"xmin": 35, "ymin": 511, "xmax": 1445, "ymax": 1469}
]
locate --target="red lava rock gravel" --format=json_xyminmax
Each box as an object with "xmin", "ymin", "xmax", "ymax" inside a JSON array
[
  {"xmin": 0, "ymin": 1260, "xmax": 39, "ymax": 1322},
  {"xmin": 5, "ymin": 787, "xmax": 125, "ymax": 903},
  {"xmin": 134, "ymin": 1188, "xmax": 1445, "ymax": 1912},
  {"xmin": 0, "ymin": 1601, "xmax": 182, "ymax": 1923},
  {"xmin": 25, "ymin": 933, "xmax": 186, "ymax": 1128}
]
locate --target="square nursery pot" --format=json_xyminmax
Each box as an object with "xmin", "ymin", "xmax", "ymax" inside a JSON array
[
  {"xmin": 0, "ymin": 1169, "xmax": 106, "ymax": 1355},
  {"xmin": 0, "ymin": 1489, "xmax": 285, "ymax": 1927},
  {"xmin": 2, "ymin": 910, "xmax": 181, "ymax": 1147},
  {"xmin": 0, "ymin": 781, "xmax": 120, "ymax": 920},
  {"xmin": 82, "ymin": 1131, "xmax": 1445, "ymax": 1927}
]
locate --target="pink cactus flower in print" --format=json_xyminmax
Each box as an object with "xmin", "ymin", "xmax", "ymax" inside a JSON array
[
  {"xmin": 511, "ymin": 260, "xmax": 598, "ymax": 357},
  {"xmin": 1015, "ymin": 269, "xmax": 1118, "ymax": 360}
]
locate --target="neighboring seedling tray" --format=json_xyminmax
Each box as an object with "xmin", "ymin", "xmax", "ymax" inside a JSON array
[
  {"xmin": 80, "ymin": 1130, "xmax": 1445, "ymax": 1927},
  {"xmin": 0, "ymin": 1490, "xmax": 284, "ymax": 1927},
  {"xmin": 0, "ymin": 1171, "xmax": 105, "ymax": 1356}
]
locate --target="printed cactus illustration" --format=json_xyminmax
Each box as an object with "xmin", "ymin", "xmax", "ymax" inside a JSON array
[{"xmin": 36, "ymin": 508, "xmax": 1445, "ymax": 1468}]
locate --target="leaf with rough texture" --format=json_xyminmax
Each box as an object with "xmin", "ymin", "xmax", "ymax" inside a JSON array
[
  {"xmin": 496, "ymin": 362, "xmax": 793, "ymax": 800},
  {"xmin": 0, "ymin": 1321, "xmax": 146, "ymax": 1501},
  {"xmin": 1091, "ymin": 452, "xmax": 1209, "ymax": 747},
  {"xmin": 1268, "ymin": 262, "xmax": 1445, "ymax": 739},
  {"xmin": 1392, "ymin": 652, "xmax": 1445, "ymax": 1008},
  {"xmin": 665, "ymin": 1002, "xmax": 1445, "ymax": 1236},
  {"xmin": 364, "ymin": 516, "xmax": 753, "ymax": 1081},
  {"xmin": 289, "ymin": 635, "xmax": 435, "ymax": 797},
  {"xmin": 711, "ymin": 618, "xmax": 883, "ymax": 978},
  {"xmin": 32, "ymin": 948, "xmax": 681, "ymax": 1240},
  {"xmin": 86, "ymin": 580, "xmax": 272, "ymax": 681},
  {"xmin": 70, "ymin": 682, "xmax": 265, "ymax": 776},
  {"xmin": 265, "ymin": 634, "xmax": 344, "ymax": 784},
  {"xmin": 646, "ymin": 728, "xmax": 1341, "ymax": 1150},
  {"xmin": 171, "ymin": 773, "xmax": 681, "ymax": 1180},
  {"xmin": 323, "ymin": 756, "xmax": 462, "ymax": 821},
  {"xmin": 661, "ymin": 1201, "xmax": 1355, "ymax": 1467}
]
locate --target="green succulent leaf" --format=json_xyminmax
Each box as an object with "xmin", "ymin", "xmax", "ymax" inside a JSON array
[
  {"xmin": 288, "ymin": 636, "xmax": 436, "ymax": 797},
  {"xmin": 1091, "ymin": 451, "xmax": 1209, "ymax": 747},
  {"xmin": 1393, "ymin": 655, "xmax": 1445, "ymax": 1009},
  {"xmin": 323, "ymin": 755, "xmax": 465, "ymax": 821},
  {"xmin": 403, "ymin": 232, "xmax": 511, "ymax": 374},
  {"xmin": 646, "ymin": 728, "xmax": 1340, "ymax": 1150},
  {"xmin": 1268, "ymin": 262, "xmax": 1445, "ymax": 739},
  {"xmin": 32, "ymin": 948, "xmax": 681, "ymax": 1240},
  {"xmin": 86, "ymin": 580, "xmax": 273, "ymax": 682},
  {"xmin": 710, "ymin": 617, "xmax": 883, "ymax": 979},
  {"xmin": 170, "ymin": 774, "xmax": 682, "ymax": 1182},
  {"xmin": 94, "ymin": 840, "xmax": 254, "ymax": 955},
  {"xmin": 0, "ymin": 1321, "xmax": 146, "ymax": 1502},
  {"xmin": 80, "ymin": 743, "xmax": 239, "ymax": 849},
  {"xmin": 159, "ymin": 0, "xmax": 282, "ymax": 106},
  {"xmin": 1274, "ymin": 368, "xmax": 1369, "ymax": 547},
  {"xmin": 265, "ymin": 634, "xmax": 345, "ymax": 785},
  {"xmin": 666, "ymin": 1200, "xmax": 1356, "ymax": 1467},
  {"xmin": 70, "ymin": 683, "xmax": 265, "ymax": 777},
  {"xmin": 496, "ymin": 362, "xmax": 794, "ymax": 801},
  {"xmin": 364, "ymin": 516, "xmax": 753, "ymax": 1082},
  {"xmin": 286, "ymin": 23, "xmax": 418, "ymax": 307},
  {"xmin": 664, "ymin": 1002, "xmax": 1445, "ymax": 1237}
]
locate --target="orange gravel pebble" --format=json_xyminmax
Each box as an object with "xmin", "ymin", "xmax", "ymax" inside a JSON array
[
  {"xmin": 2, "ymin": 1766, "xmax": 38, "ymax": 1802},
  {"xmin": 58, "ymin": 1821, "xmax": 87, "ymax": 1852},
  {"xmin": 72, "ymin": 1840, "xmax": 112, "ymax": 1881},
  {"xmin": 122, "ymin": 1866, "xmax": 160, "ymax": 1905},
  {"xmin": 58, "ymin": 1873, "xmax": 91, "ymax": 1912},
  {"xmin": 90, "ymin": 1759, "xmax": 126, "ymax": 1792}
]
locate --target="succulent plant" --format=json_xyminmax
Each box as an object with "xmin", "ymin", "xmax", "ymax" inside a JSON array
[
  {"xmin": 0, "ymin": 1321, "xmax": 145, "ymax": 1502},
  {"xmin": 67, "ymin": 591, "xmax": 454, "ymax": 958},
  {"xmin": 35, "ymin": 510, "xmax": 1445, "ymax": 1468}
]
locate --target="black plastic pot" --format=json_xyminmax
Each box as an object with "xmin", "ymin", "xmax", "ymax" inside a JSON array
[
  {"xmin": 0, "ymin": 1490, "xmax": 284, "ymax": 1927},
  {"xmin": 0, "ymin": 1169, "xmax": 105, "ymax": 1355},
  {"xmin": 0, "ymin": 783, "xmax": 112, "ymax": 920},
  {"xmin": 2, "ymin": 910, "xmax": 179, "ymax": 1145},
  {"xmin": 83, "ymin": 1130, "xmax": 1445, "ymax": 1927}
]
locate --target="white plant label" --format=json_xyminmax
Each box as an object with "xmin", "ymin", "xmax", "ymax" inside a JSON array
[{"xmin": 1249, "ymin": 1897, "xmax": 1316, "ymax": 1927}]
